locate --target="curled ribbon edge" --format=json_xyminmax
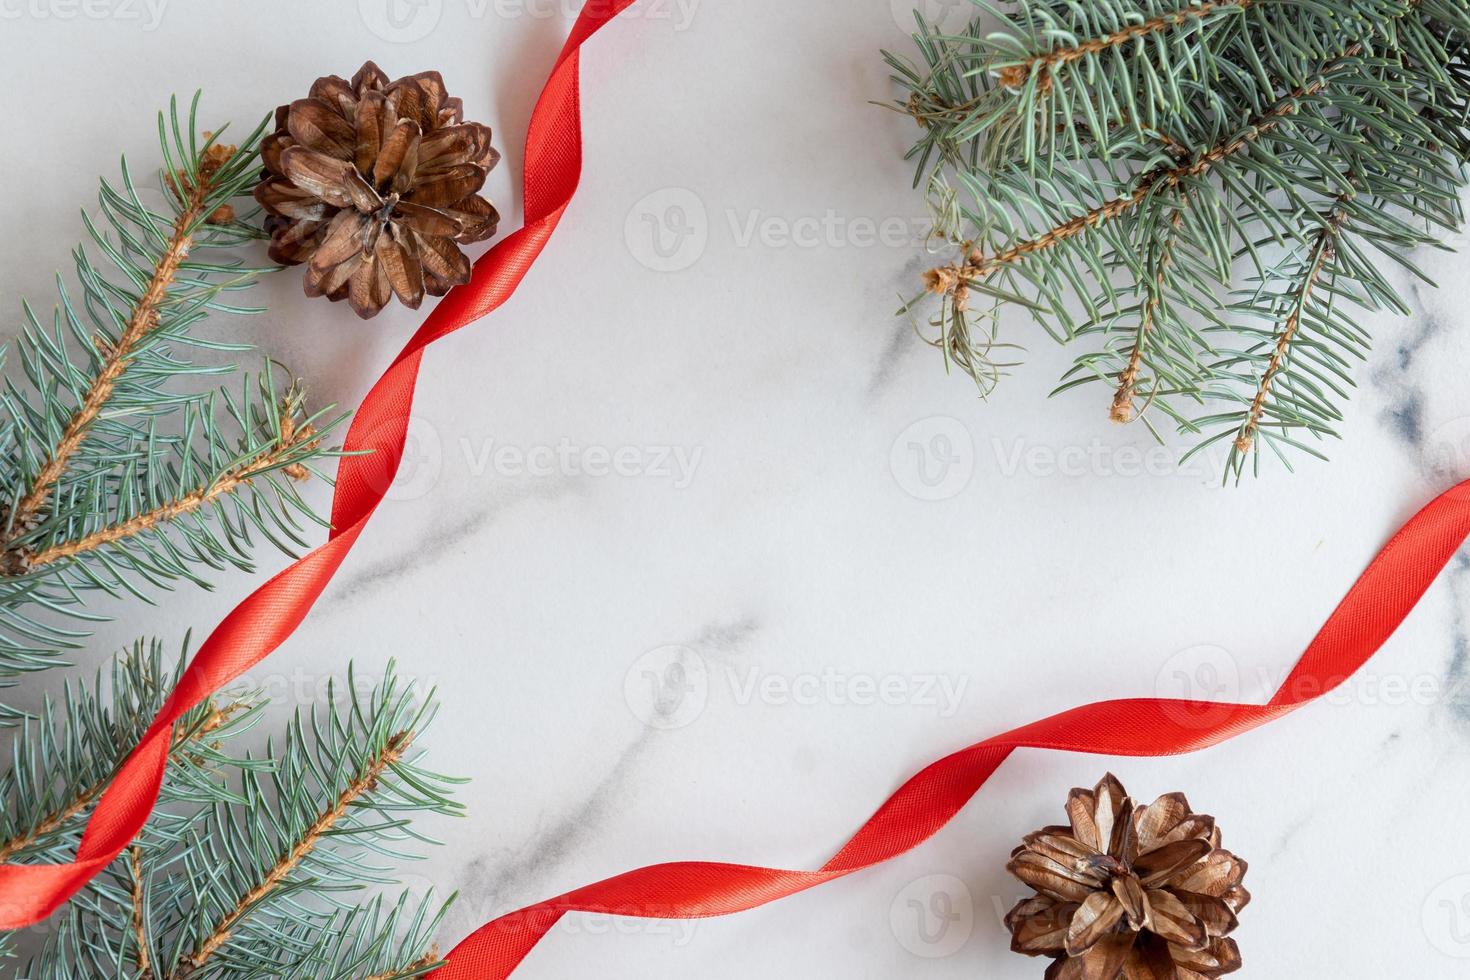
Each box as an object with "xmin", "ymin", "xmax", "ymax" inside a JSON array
[{"xmin": 435, "ymin": 480, "xmax": 1470, "ymax": 977}]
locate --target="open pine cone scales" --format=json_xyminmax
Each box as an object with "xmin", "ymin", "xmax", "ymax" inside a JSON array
[
  {"xmin": 1005, "ymin": 774, "xmax": 1249, "ymax": 980},
  {"xmin": 255, "ymin": 61, "xmax": 501, "ymax": 318}
]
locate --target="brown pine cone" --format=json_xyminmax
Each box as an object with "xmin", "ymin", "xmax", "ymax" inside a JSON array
[
  {"xmin": 1004, "ymin": 774, "xmax": 1249, "ymax": 980},
  {"xmin": 254, "ymin": 61, "xmax": 501, "ymax": 319}
]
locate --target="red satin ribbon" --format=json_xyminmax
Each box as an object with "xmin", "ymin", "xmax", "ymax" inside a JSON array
[
  {"xmin": 431, "ymin": 479, "xmax": 1470, "ymax": 977},
  {"xmin": 0, "ymin": 0, "xmax": 638, "ymax": 929}
]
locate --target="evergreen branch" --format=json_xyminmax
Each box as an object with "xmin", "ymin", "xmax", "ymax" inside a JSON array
[
  {"xmin": 180, "ymin": 732, "xmax": 412, "ymax": 973},
  {"xmin": 889, "ymin": 0, "xmax": 1406, "ymax": 167},
  {"xmin": 1111, "ymin": 206, "xmax": 1188, "ymax": 422},
  {"xmin": 256, "ymin": 892, "xmax": 451, "ymax": 980},
  {"xmin": 923, "ymin": 60, "xmax": 1346, "ymax": 292},
  {"xmin": 0, "ymin": 783, "xmax": 99, "ymax": 864},
  {"xmin": 0, "ymin": 701, "xmax": 235, "ymax": 863},
  {"xmin": 0, "ymin": 640, "xmax": 253, "ymax": 866},
  {"xmin": 7, "ymin": 370, "xmax": 345, "ymax": 587},
  {"xmin": 0, "ymin": 95, "xmax": 454, "ymax": 979},
  {"xmin": 25, "ymin": 403, "xmax": 321, "ymax": 570},
  {"xmin": 363, "ymin": 950, "xmax": 442, "ymax": 980},
  {"xmin": 0, "ymin": 95, "xmax": 345, "ymax": 677},
  {"xmin": 888, "ymin": 0, "xmax": 1470, "ymax": 477},
  {"xmin": 1232, "ymin": 204, "xmax": 1345, "ymax": 454},
  {"xmin": 159, "ymin": 664, "xmax": 462, "ymax": 979},
  {"xmin": 996, "ymin": 0, "xmax": 1254, "ymax": 90},
  {"xmin": 5, "ymin": 145, "xmax": 231, "ymax": 538},
  {"xmin": 25, "ymin": 665, "xmax": 459, "ymax": 980}
]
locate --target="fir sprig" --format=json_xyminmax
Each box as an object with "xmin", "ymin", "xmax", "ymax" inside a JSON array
[
  {"xmin": 0, "ymin": 95, "xmax": 458, "ymax": 980},
  {"xmin": 0, "ymin": 639, "xmax": 257, "ymax": 868},
  {"xmin": 173, "ymin": 666, "xmax": 461, "ymax": 976},
  {"xmin": 25, "ymin": 663, "xmax": 459, "ymax": 980},
  {"xmin": 887, "ymin": 0, "xmax": 1470, "ymax": 479},
  {"xmin": 0, "ymin": 94, "xmax": 346, "ymax": 674}
]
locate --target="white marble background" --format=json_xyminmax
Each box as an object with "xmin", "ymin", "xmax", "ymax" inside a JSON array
[{"xmin": 3, "ymin": 0, "xmax": 1470, "ymax": 976}]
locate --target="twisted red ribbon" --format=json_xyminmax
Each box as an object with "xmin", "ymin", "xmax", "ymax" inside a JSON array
[
  {"xmin": 3, "ymin": 8, "xmax": 1467, "ymax": 980},
  {"xmin": 0, "ymin": 0, "xmax": 638, "ymax": 930},
  {"xmin": 432, "ymin": 478, "xmax": 1470, "ymax": 977}
]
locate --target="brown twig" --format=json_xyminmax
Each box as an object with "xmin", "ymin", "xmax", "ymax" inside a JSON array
[
  {"xmin": 129, "ymin": 846, "xmax": 153, "ymax": 980},
  {"xmin": 1112, "ymin": 207, "xmax": 1188, "ymax": 422},
  {"xmin": 363, "ymin": 948, "xmax": 442, "ymax": 980},
  {"xmin": 4, "ymin": 152, "xmax": 236, "ymax": 543},
  {"xmin": 0, "ymin": 780, "xmax": 105, "ymax": 864},
  {"xmin": 997, "ymin": 0, "xmax": 1254, "ymax": 90},
  {"xmin": 179, "ymin": 732, "xmax": 412, "ymax": 974},
  {"xmin": 23, "ymin": 412, "xmax": 317, "ymax": 570},
  {"xmin": 0, "ymin": 703, "xmax": 231, "ymax": 862},
  {"xmin": 1233, "ymin": 206, "xmax": 1346, "ymax": 453},
  {"xmin": 923, "ymin": 61, "xmax": 1348, "ymax": 301}
]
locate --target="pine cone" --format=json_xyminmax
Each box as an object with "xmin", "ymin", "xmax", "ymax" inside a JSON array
[
  {"xmin": 1004, "ymin": 774, "xmax": 1249, "ymax": 980},
  {"xmin": 254, "ymin": 61, "xmax": 501, "ymax": 319}
]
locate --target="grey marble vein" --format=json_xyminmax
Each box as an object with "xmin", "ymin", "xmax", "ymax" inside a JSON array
[
  {"xmin": 1442, "ymin": 555, "xmax": 1470, "ymax": 730},
  {"xmin": 326, "ymin": 476, "xmax": 592, "ymax": 608},
  {"xmin": 458, "ymin": 615, "xmax": 761, "ymax": 911}
]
